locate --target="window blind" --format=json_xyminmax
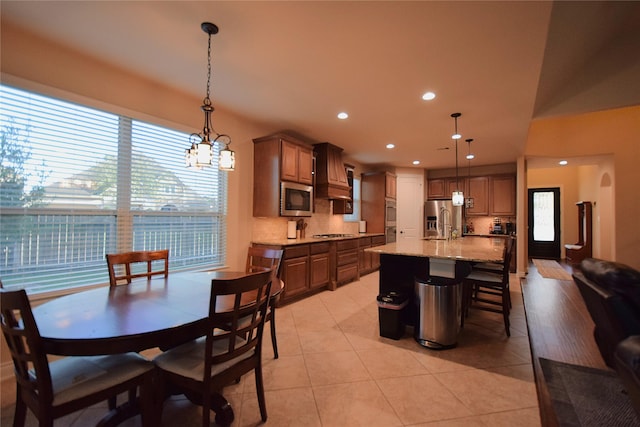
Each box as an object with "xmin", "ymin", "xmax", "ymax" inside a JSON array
[{"xmin": 0, "ymin": 84, "xmax": 227, "ymax": 293}]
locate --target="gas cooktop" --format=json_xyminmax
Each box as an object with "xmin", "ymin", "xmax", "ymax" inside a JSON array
[{"xmin": 312, "ymin": 234, "xmax": 355, "ymax": 239}]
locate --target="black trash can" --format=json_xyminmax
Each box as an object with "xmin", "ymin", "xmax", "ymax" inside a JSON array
[{"xmin": 377, "ymin": 291, "xmax": 409, "ymax": 340}]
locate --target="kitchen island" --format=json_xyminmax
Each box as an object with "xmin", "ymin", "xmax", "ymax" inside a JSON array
[{"xmin": 366, "ymin": 237, "xmax": 507, "ymax": 347}]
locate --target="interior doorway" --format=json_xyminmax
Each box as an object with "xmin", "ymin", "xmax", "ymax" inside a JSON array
[
  {"xmin": 396, "ymin": 172, "xmax": 424, "ymax": 241},
  {"xmin": 528, "ymin": 187, "xmax": 561, "ymax": 259}
]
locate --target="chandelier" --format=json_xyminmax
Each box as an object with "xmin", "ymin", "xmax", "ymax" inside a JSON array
[
  {"xmin": 450, "ymin": 113, "xmax": 464, "ymax": 206},
  {"xmin": 185, "ymin": 22, "xmax": 235, "ymax": 171}
]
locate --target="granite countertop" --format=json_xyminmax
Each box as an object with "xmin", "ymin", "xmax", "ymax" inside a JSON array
[
  {"xmin": 464, "ymin": 233, "xmax": 517, "ymax": 238},
  {"xmin": 366, "ymin": 236, "xmax": 505, "ymax": 263},
  {"xmin": 252, "ymin": 233, "xmax": 385, "ymax": 247}
]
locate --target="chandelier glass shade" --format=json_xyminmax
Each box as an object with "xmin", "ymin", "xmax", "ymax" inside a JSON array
[{"xmin": 185, "ymin": 22, "xmax": 234, "ymax": 171}]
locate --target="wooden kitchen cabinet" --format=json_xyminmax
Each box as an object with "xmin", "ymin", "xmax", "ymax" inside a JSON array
[
  {"xmin": 427, "ymin": 179, "xmax": 446, "ymax": 199},
  {"xmin": 428, "ymin": 178, "xmax": 463, "ymax": 200},
  {"xmin": 358, "ymin": 237, "xmax": 372, "ymax": 273},
  {"xmin": 466, "ymin": 176, "xmax": 489, "ymax": 216},
  {"xmin": 335, "ymin": 239, "xmax": 359, "ymax": 285},
  {"xmin": 254, "ymin": 242, "xmax": 330, "ymax": 304},
  {"xmin": 427, "ymin": 174, "xmax": 514, "ymax": 217},
  {"xmin": 281, "ymin": 247, "xmax": 309, "ymax": 300},
  {"xmin": 253, "ymin": 133, "xmax": 313, "ymax": 217},
  {"xmin": 490, "ymin": 175, "xmax": 516, "ymax": 216},
  {"xmin": 281, "ymin": 139, "xmax": 313, "ymax": 184},
  {"xmin": 361, "ymin": 171, "xmax": 395, "ymax": 234},
  {"xmin": 385, "ymin": 172, "xmax": 397, "ymax": 200},
  {"xmin": 309, "ymin": 242, "xmax": 330, "ymax": 290},
  {"xmin": 333, "ymin": 166, "xmax": 354, "ymax": 214},
  {"xmin": 359, "ymin": 234, "xmax": 386, "ymax": 275},
  {"xmin": 370, "ymin": 235, "xmax": 386, "ymax": 270}
]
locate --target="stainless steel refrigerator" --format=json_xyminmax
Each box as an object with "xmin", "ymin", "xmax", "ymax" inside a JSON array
[{"xmin": 424, "ymin": 200, "xmax": 463, "ymax": 239}]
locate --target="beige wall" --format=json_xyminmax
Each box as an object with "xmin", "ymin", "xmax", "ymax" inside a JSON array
[{"xmin": 526, "ymin": 105, "xmax": 639, "ymax": 269}]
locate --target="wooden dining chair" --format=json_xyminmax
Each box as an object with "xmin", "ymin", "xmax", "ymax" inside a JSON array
[
  {"xmin": 104, "ymin": 249, "xmax": 169, "ymax": 409},
  {"xmin": 0, "ymin": 289, "xmax": 155, "ymax": 427},
  {"xmin": 106, "ymin": 249, "xmax": 169, "ymax": 287},
  {"xmin": 461, "ymin": 237, "xmax": 514, "ymax": 336},
  {"xmin": 153, "ymin": 269, "xmax": 273, "ymax": 426},
  {"xmin": 246, "ymin": 246, "xmax": 284, "ymax": 358}
]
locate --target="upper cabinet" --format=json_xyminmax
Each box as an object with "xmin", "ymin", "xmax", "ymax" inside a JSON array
[
  {"xmin": 427, "ymin": 179, "xmax": 446, "ymax": 199},
  {"xmin": 427, "ymin": 173, "xmax": 515, "ymax": 217},
  {"xmin": 428, "ymin": 178, "xmax": 462, "ymax": 200},
  {"xmin": 361, "ymin": 171, "xmax": 396, "ymax": 233},
  {"xmin": 253, "ymin": 133, "xmax": 313, "ymax": 217},
  {"xmin": 280, "ymin": 138, "xmax": 313, "ymax": 185},
  {"xmin": 466, "ymin": 176, "xmax": 489, "ymax": 216},
  {"xmin": 385, "ymin": 172, "xmax": 397, "ymax": 200},
  {"xmin": 313, "ymin": 143, "xmax": 350, "ymax": 200},
  {"xmin": 333, "ymin": 165, "xmax": 354, "ymax": 214},
  {"xmin": 489, "ymin": 175, "xmax": 516, "ymax": 216}
]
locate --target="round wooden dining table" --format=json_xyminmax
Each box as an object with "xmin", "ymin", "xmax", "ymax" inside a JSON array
[
  {"xmin": 31, "ymin": 269, "xmax": 282, "ymax": 426},
  {"xmin": 32, "ymin": 270, "xmax": 264, "ymax": 356}
]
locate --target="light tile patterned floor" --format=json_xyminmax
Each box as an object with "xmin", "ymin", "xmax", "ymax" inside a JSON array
[{"xmin": 1, "ymin": 271, "xmax": 540, "ymax": 426}]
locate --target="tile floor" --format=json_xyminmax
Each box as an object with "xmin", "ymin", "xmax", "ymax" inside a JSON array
[{"xmin": 1, "ymin": 271, "xmax": 540, "ymax": 426}]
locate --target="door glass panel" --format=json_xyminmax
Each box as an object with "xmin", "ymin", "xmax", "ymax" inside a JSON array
[{"xmin": 533, "ymin": 191, "xmax": 555, "ymax": 241}]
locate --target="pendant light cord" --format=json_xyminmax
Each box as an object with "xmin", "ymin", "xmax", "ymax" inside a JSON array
[{"xmin": 205, "ymin": 31, "xmax": 212, "ymax": 105}]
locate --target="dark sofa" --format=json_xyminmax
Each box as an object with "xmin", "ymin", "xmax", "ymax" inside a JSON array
[
  {"xmin": 573, "ymin": 257, "xmax": 640, "ymax": 417},
  {"xmin": 573, "ymin": 257, "xmax": 640, "ymax": 367}
]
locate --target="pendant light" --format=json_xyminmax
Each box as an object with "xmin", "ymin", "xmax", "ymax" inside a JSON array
[
  {"xmin": 185, "ymin": 22, "xmax": 235, "ymax": 171},
  {"xmin": 450, "ymin": 113, "xmax": 464, "ymax": 206},
  {"xmin": 465, "ymin": 138, "xmax": 474, "ymax": 208}
]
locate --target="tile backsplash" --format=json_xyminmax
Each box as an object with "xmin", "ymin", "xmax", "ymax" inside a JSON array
[
  {"xmin": 466, "ymin": 216, "xmax": 516, "ymax": 235},
  {"xmin": 252, "ymin": 198, "xmax": 360, "ymax": 240}
]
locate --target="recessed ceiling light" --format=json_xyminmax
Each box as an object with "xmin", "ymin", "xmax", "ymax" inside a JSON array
[
  {"xmin": 466, "ymin": 154, "xmax": 475, "ymax": 160},
  {"xmin": 412, "ymin": 160, "xmax": 420, "ymax": 165},
  {"xmin": 386, "ymin": 143, "xmax": 395, "ymax": 149},
  {"xmin": 559, "ymin": 160, "xmax": 568, "ymax": 165},
  {"xmin": 337, "ymin": 112, "xmax": 348, "ymax": 120},
  {"xmin": 422, "ymin": 91, "xmax": 436, "ymax": 101}
]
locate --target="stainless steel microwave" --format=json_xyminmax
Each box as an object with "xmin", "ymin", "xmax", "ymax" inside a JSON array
[{"xmin": 281, "ymin": 182, "xmax": 313, "ymax": 217}]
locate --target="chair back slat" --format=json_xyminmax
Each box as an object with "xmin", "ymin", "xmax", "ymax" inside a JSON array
[
  {"xmin": 0, "ymin": 289, "xmax": 54, "ymax": 405},
  {"xmin": 106, "ymin": 249, "xmax": 169, "ymax": 287},
  {"xmin": 246, "ymin": 247, "xmax": 283, "ymax": 275},
  {"xmin": 205, "ymin": 269, "xmax": 272, "ymax": 370}
]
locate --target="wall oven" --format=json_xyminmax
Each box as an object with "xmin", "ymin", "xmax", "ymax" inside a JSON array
[
  {"xmin": 281, "ymin": 182, "xmax": 313, "ymax": 217},
  {"xmin": 385, "ymin": 200, "xmax": 396, "ymax": 243}
]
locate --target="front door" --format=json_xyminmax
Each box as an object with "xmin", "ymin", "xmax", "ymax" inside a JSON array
[{"xmin": 528, "ymin": 188, "xmax": 561, "ymax": 259}]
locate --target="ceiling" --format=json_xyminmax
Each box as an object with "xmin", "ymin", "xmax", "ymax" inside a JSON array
[{"xmin": 2, "ymin": 1, "xmax": 640, "ymax": 170}]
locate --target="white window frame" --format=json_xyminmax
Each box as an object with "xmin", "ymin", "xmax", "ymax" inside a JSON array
[{"xmin": 0, "ymin": 84, "xmax": 228, "ymax": 295}]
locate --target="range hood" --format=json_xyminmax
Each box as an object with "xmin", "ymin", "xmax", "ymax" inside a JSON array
[{"xmin": 313, "ymin": 142, "xmax": 351, "ymax": 200}]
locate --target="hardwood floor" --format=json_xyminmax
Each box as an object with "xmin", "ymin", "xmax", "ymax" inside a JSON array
[{"xmin": 521, "ymin": 259, "xmax": 608, "ymax": 427}]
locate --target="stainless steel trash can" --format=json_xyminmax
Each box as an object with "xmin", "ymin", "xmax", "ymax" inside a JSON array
[{"xmin": 414, "ymin": 277, "xmax": 461, "ymax": 349}]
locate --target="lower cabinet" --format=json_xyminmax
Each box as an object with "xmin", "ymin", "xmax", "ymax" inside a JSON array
[
  {"xmin": 310, "ymin": 242, "xmax": 331, "ymax": 290},
  {"xmin": 255, "ymin": 242, "xmax": 330, "ymax": 304},
  {"xmin": 336, "ymin": 239, "xmax": 359, "ymax": 285},
  {"xmin": 254, "ymin": 235, "xmax": 385, "ymax": 305},
  {"xmin": 280, "ymin": 245, "xmax": 310, "ymax": 300},
  {"xmin": 359, "ymin": 235, "xmax": 386, "ymax": 275}
]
